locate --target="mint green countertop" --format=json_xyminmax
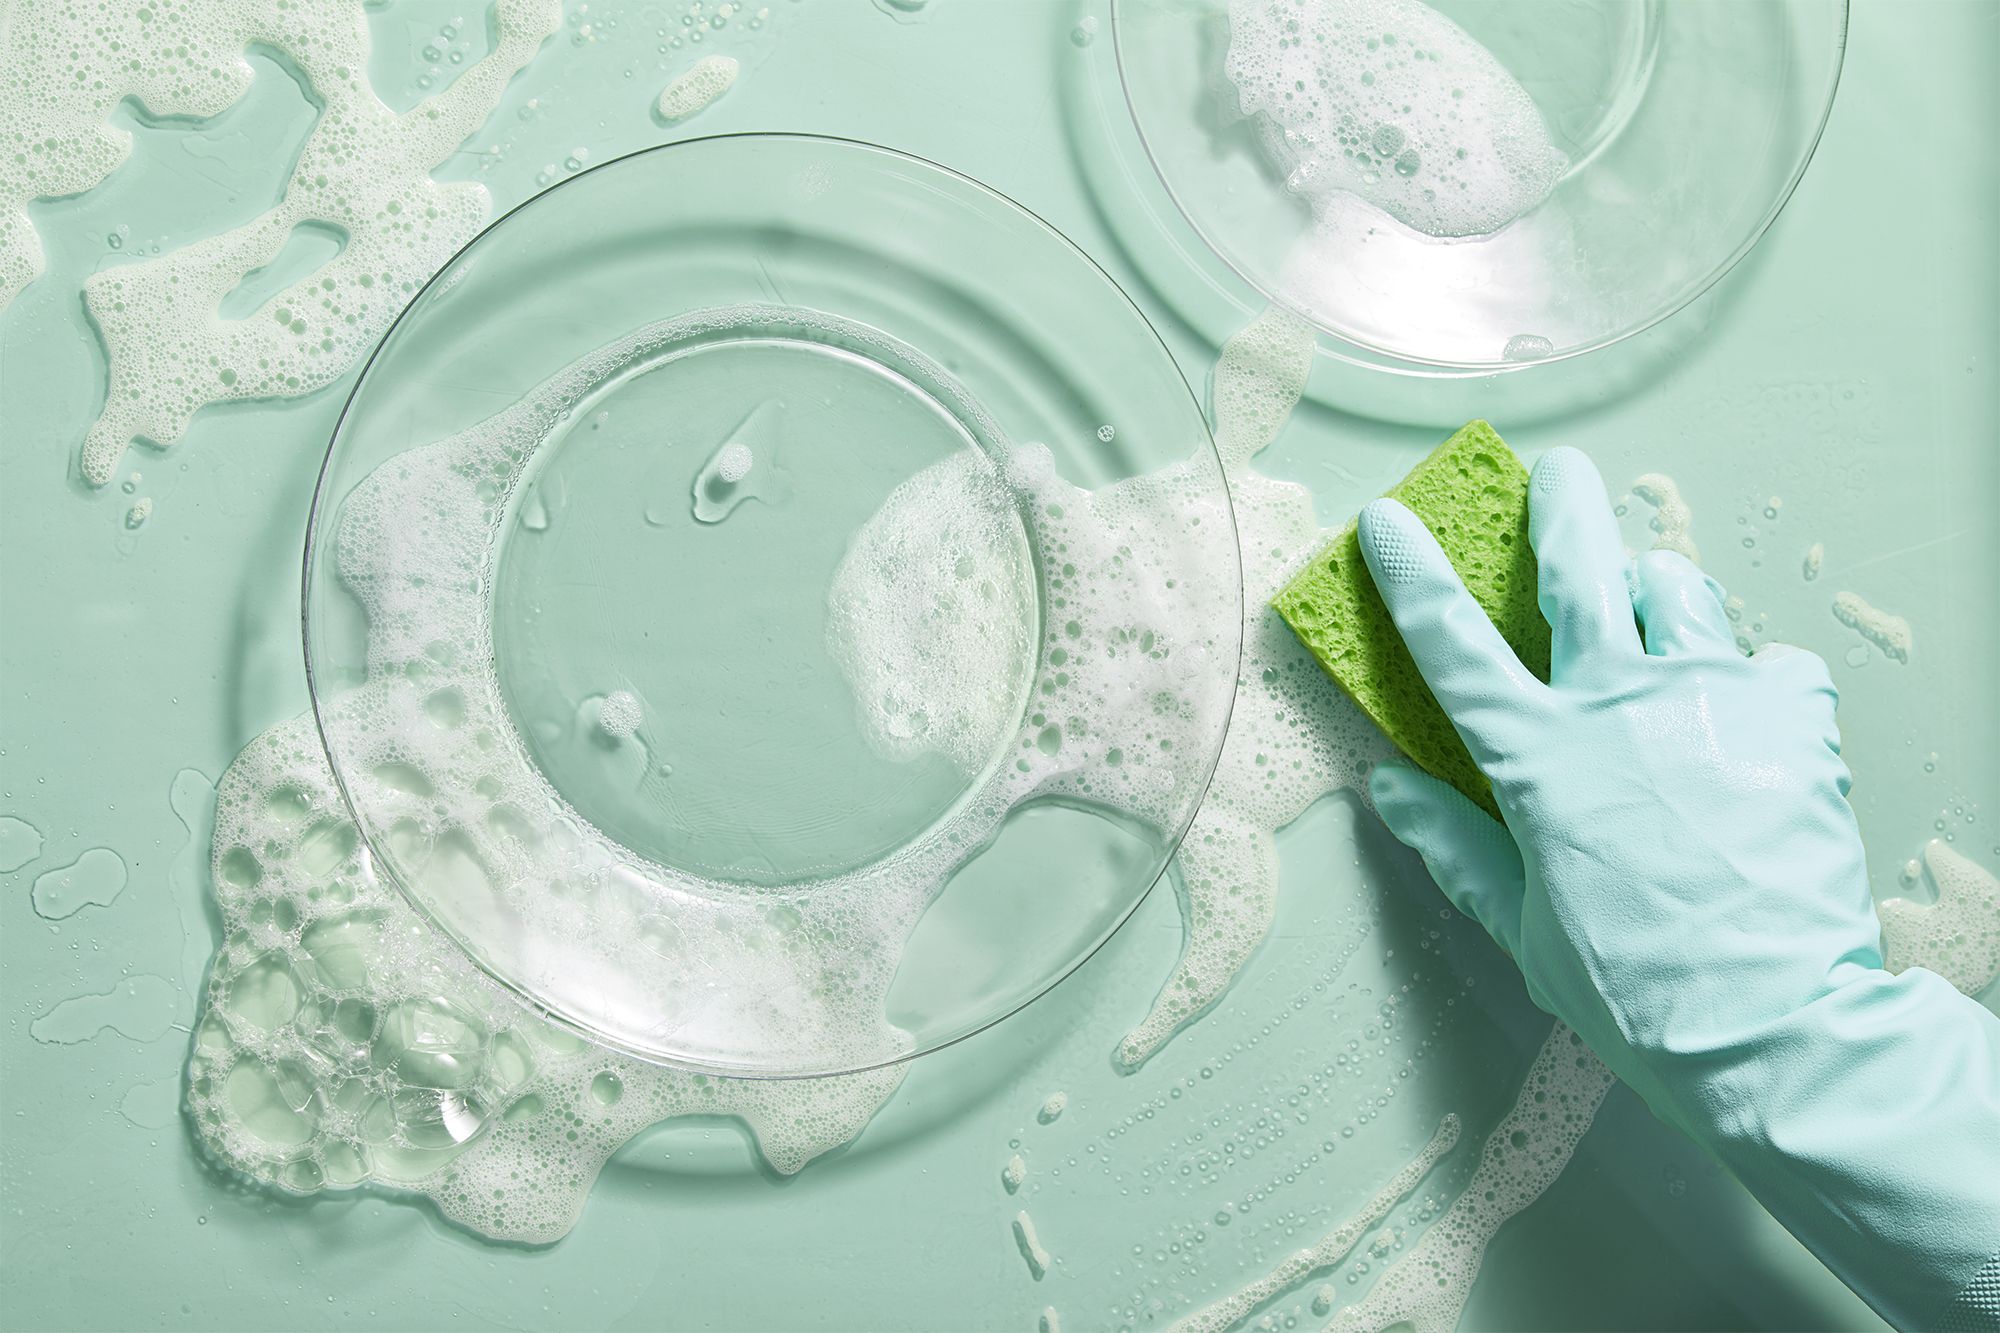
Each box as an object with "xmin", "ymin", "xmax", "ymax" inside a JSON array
[{"xmin": 2, "ymin": 3, "xmax": 1994, "ymax": 1329}]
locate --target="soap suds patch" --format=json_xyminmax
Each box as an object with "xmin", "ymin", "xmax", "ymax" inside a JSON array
[
  {"xmin": 1831, "ymin": 589, "xmax": 1913, "ymax": 664},
  {"xmin": 657, "ymin": 54, "xmax": 739, "ymax": 121},
  {"xmin": 0, "ymin": 0, "xmax": 562, "ymax": 483},
  {"xmin": 1881, "ymin": 840, "xmax": 2000, "ymax": 996},
  {"xmin": 1225, "ymin": 0, "xmax": 1565, "ymax": 238}
]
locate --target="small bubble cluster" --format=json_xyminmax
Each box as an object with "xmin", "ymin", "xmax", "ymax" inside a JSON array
[
  {"xmin": 1629, "ymin": 473, "xmax": 1699, "ymax": 563},
  {"xmin": 595, "ymin": 690, "xmax": 643, "ymax": 740},
  {"xmin": 690, "ymin": 404, "xmax": 783, "ymax": 524},
  {"xmin": 1831, "ymin": 589, "xmax": 1913, "ymax": 665},
  {"xmin": 656, "ymin": 53, "xmax": 738, "ymax": 121},
  {"xmin": 1501, "ymin": 333, "xmax": 1554, "ymax": 363},
  {"xmin": 714, "ymin": 439, "xmax": 754, "ymax": 483},
  {"xmin": 1224, "ymin": 0, "xmax": 1567, "ymax": 238},
  {"xmin": 1880, "ymin": 839, "xmax": 2000, "ymax": 997}
]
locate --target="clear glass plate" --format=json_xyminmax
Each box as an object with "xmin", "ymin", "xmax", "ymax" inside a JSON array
[
  {"xmin": 1113, "ymin": 0, "xmax": 1848, "ymax": 370},
  {"xmin": 304, "ymin": 134, "xmax": 1242, "ymax": 1077}
]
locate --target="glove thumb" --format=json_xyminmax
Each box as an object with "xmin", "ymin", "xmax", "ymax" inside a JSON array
[{"xmin": 1369, "ymin": 758, "xmax": 1528, "ymax": 957}]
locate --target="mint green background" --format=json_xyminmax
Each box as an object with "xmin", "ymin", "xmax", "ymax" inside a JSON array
[{"xmin": 1, "ymin": 3, "xmax": 1993, "ymax": 1330}]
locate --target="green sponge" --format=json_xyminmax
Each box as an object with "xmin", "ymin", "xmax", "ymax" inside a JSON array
[{"xmin": 1271, "ymin": 421, "xmax": 1550, "ymax": 818}]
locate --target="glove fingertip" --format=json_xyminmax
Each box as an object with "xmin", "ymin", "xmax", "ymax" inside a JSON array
[
  {"xmin": 1367, "ymin": 762, "xmax": 1423, "ymax": 842},
  {"xmin": 1356, "ymin": 498, "xmax": 1413, "ymax": 559},
  {"xmin": 1529, "ymin": 444, "xmax": 1595, "ymax": 494}
]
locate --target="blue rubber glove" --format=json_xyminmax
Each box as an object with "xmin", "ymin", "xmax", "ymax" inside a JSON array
[{"xmin": 1358, "ymin": 447, "xmax": 2000, "ymax": 1331}]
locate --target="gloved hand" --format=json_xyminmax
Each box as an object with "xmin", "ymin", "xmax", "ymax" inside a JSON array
[{"xmin": 1358, "ymin": 446, "xmax": 2000, "ymax": 1332}]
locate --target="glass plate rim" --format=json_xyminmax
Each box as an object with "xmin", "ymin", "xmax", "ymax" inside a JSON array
[
  {"xmin": 1108, "ymin": 0, "xmax": 1852, "ymax": 374},
  {"xmin": 299, "ymin": 130, "xmax": 1247, "ymax": 1079}
]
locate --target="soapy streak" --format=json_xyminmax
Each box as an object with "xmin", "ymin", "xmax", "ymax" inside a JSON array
[{"xmin": 1170, "ymin": 1114, "xmax": 1460, "ymax": 1333}]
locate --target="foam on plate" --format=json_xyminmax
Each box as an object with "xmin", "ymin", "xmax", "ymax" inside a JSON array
[
  {"xmin": 1224, "ymin": 0, "xmax": 1566, "ymax": 239},
  {"xmin": 826, "ymin": 450, "xmax": 1039, "ymax": 776}
]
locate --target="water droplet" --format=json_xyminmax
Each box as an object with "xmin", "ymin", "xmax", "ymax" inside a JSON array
[{"xmin": 31, "ymin": 847, "xmax": 128, "ymax": 918}]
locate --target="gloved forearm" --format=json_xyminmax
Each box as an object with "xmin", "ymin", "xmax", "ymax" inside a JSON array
[
  {"xmin": 1355, "ymin": 446, "xmax": 2000, "ymax": 1330},
  {"xmin": 1675, "ymin": 965, "xmax": 2000, "ymax": 1330}
]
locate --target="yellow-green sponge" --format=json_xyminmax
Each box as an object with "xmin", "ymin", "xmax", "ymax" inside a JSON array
[{"xmin": 1270, "ymin": 421, "xmax": 1550, "ymax": 818}]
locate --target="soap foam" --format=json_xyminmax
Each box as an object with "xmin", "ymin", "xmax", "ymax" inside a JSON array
[
  {"xmin": 1831, "ymin": 589, "xmax": 1913, "ymax": 664},
  {"xmin": 1630, "ymin": 473, "xmax": 1699, "ymax": 562},
  {"xmin": 0, "ymin": 0, "xmax": 560, "ymax": 484},
  {"xmin": 714, "ymin": 439, "xmax": 754, "ymax": 483},
  {"xmin": 1881, "ymin": 839, "xmax": 2000, "ymax": 997},
  {"xmin": 825, "ymin": 450, "xmax": 1038, "ymax": 776},
  {"xmin": 657, "ymin": 54, "xmax": 739, "ymax": 122},
  {"xmin": 1014, "ymin": 1209, "xmax": 1053, "ymax": 1279},
  {"xmin": 831, "ymin": 303, "xmax": 1386, "ymax": 1070},
  {"xmin": 1120, "ymin": 306, "xmax": 1390, "ymax": 1066},
  {"xmin": 1224, "ymin": 0, "xmax": 1566, "ymax": 239},
  {"xmin": 595, "ymin": 690, "xmax": 643, "ymax": 740},
  {"xmin": 189, "ymin": 709, "xmax": 904, "ymax": 1244}
]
